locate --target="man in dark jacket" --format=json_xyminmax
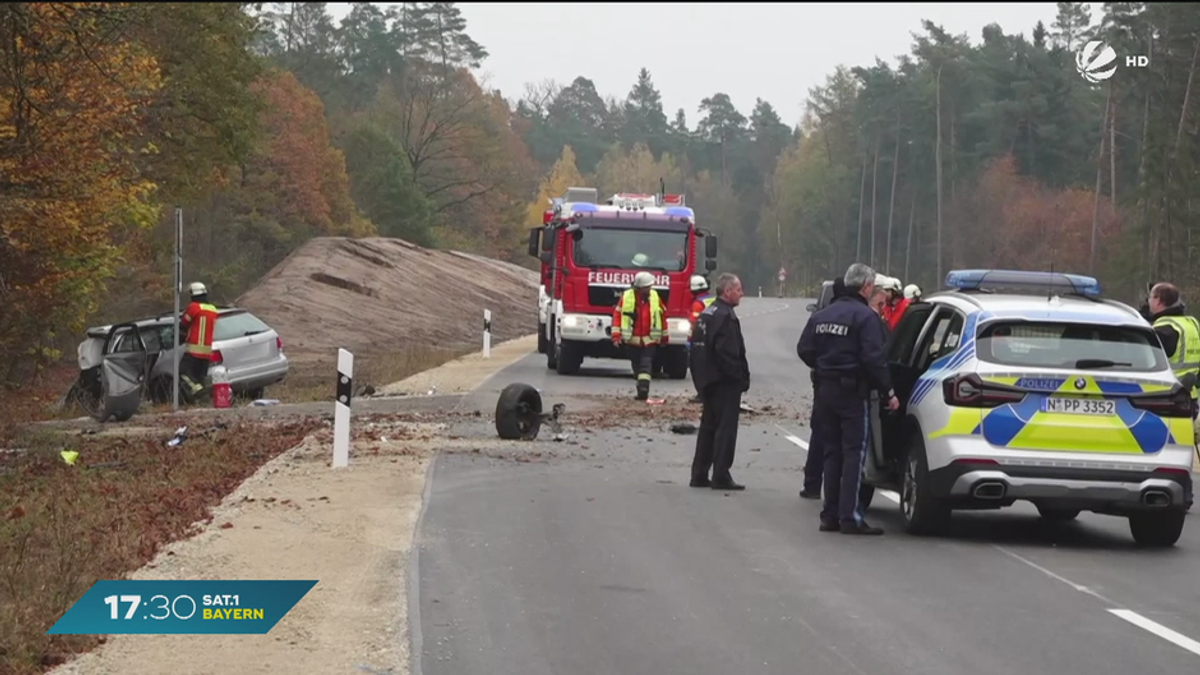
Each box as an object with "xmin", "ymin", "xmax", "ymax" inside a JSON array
[
  {"xmin": 799, "ymin": 277, "xmax": 847, "ymax": 499},
  {"xmin": 690, "ymin": 273, "xmax": 750, "ymax": 491},
  {"xmin": 798, "ymin": 263, "xmax": 898, "ymax": 535}
]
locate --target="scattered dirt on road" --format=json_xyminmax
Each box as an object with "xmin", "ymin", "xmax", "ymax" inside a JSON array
[{"xmin": 236, "ymin": 237, "xmax": 539, "ymax": 366}]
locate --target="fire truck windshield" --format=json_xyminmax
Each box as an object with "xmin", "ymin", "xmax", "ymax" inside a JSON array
[{"xmin": 571, "ymin": 228, "xmax": 688, "ymax": 271}]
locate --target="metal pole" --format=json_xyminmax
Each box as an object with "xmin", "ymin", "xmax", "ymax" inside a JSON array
[{"xmin": 172, "ymin": 207, "xmax": 182, "ymax": 412}]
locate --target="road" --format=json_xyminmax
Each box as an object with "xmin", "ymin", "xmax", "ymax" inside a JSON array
[{"xmin": 412, "ymin": 297, "xmax": 1200, "ymax": 675}]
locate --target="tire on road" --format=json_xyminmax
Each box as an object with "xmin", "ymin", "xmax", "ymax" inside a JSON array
[
  {"xmin": 663, "ymin": 346, "xmax": 689, "ymax": 379},
  {"xmin": 1128, "ymin": 511, "xmax": 1186, "ymax": 547},
  {"xmin": 495, "ymin": 383, "xmax": 543, "ymax": 441},
  {"xmin": 900, "ymin": 435, "xmax": 950, "ymax": 535}
]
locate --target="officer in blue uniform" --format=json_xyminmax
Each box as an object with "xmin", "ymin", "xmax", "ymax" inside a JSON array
[
  {"xmin": 797, "ymin": 263, "xmax": 898, "ymax": 535},
  {"xmin": 798, "ymin": 276, "xmax": 847, "ymax": 499}
]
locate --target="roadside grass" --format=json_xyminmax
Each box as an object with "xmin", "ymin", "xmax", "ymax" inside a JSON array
[
  {"xmin": 272, "ymin": 346, "xmax": 476, "ymax": 403},
  {"xmin": 0, "ymin": 418, "xmax": 322, "ymax": 675}
]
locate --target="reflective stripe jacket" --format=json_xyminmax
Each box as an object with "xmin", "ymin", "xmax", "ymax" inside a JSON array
[
  {"xmin": 611, "ymin": 289, "xmax": 665, "ymax": 346},
  {"xmin": 181, "ymin": 301, "xmax": 219, "ymax": 360},
  {"xmin": 1154, "ymin": 313, "xmax": 1200, "ymax": 399}
]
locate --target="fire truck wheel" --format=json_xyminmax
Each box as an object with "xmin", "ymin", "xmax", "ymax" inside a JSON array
[
  {"xmin": 537, "ymin": 321, "xmax": 548, "ymax": 354},
  {"xmin": 664, "ymin": 347, "xmax": 689, "ymax": 380},
  {"xmin": 495, "ymin": 383, "xmax": 543, "ymax": 440},
  {"xmin": 555, "ymin": 340, "xmax": 583, "ymax": 374}
]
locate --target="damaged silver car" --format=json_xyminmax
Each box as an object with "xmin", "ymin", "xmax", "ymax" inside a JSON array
[{"xmin": 66, "ymin": 308, "xmax": 289, "ymax": 420}]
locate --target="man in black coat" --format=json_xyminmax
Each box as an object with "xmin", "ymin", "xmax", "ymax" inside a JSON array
[{"xmin": 690, "ymin": 273, "xmax": 750, "ymax": 491}]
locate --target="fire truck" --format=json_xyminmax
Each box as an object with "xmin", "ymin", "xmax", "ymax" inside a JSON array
[{"xmin": 527, "ymin": 186, "xmax": 718, "ymax": 377}]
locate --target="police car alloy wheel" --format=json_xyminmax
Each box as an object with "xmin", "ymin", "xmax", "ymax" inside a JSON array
[{"xmin": 900, "ymin": 437, "xmax": 949, "ymax": 535}]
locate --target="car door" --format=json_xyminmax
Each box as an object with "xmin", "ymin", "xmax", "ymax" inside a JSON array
[
  {"xmin": 95, "ymin": 323, "xmax": 149, "ymax": 422},
  {"xmin": 870, "ymin": 303, "xmax": 937, "ymax": 467}
]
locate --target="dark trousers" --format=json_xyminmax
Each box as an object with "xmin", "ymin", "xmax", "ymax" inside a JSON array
[
  {"xmin": 628, "ymin": 344, "xmax": 657, "ymax": 399},
  {"xmin": 180, "ymin": 352, "xmax": 210, "ymax": 398},
  {"xmin": 814, "ymin": 379, "xmax": 871, "ymax": 525},
  {"xmin": 803, "ymin": 408, "xmax": 825, "ymax": 493},
  {"xmin": 691, "ymin": 382, "xmax": 743, "ymax": 483}
]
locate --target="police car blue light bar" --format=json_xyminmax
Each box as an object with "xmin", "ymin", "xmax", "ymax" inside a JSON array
[
  {"xmin": 569, "ymin": 202, "xmax": 598, "ymax": 213},
  {"xmin": 664, "ymin": 206, "xmax": 694, "ymax": 218},
  {"xmin": 944, "ymin": 269, "xmax": 1102, "ymax": 297}
]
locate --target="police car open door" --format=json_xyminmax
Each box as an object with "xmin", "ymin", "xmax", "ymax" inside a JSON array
[{"xmin": 864, "ymin": 302, "xmax": 938, "ymax": 482}]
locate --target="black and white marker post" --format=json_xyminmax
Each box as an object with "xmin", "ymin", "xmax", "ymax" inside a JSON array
[
  {"xmin": 483, "ymin": 309, "xmax": 492, "ymax": 359},
  {"xmin": 333, "ymin": 348, "xmax": 353, "ymax": 468}
]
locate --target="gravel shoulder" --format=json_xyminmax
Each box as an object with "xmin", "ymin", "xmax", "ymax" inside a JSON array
[{"xmin": 50, "ymin": 335, "xmax": 539, "ymax": 675}]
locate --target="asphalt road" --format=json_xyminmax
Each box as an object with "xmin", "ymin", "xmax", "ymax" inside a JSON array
[{"xmin": 413, "ymin": 297, "xmax": 1200, "ymax": 675}]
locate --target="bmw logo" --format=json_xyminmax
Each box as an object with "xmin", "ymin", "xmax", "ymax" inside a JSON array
[{"xmin": 1074, "ymin": 377, "xmax": 1087, "ymax": 390}]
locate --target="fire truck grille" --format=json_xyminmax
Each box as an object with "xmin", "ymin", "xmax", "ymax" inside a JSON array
[{"xmin": 588, "ymin": 286, "xmax": 671, "ymax": 307}]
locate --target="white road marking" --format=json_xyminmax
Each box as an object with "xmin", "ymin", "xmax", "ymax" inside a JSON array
[
  {"xmin": 774, "ymin": 424, "xmax": 809, "ymax": 450},
  {"xmin": 996, "ymin": 545, "xmax": 1200, "ymax": 657},
  {"xmin": 993, "ymin": 545, "xmax": 1113, "ymax": 603},
  {"xmin": 1107, "ymin": 610, "xmax": 1200, "ymax": 657}
]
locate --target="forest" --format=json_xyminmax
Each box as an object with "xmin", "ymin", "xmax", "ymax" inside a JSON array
[{"xmin": 2, "ymin": 2, "xmax": 1200, "ymax": 383}]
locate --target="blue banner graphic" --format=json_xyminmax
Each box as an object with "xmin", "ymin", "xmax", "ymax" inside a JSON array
[{"xmin": 46, "ymin": 580, "xmax": 318, "ymax": 635}]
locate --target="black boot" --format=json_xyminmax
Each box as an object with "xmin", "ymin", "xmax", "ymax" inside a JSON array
[{"xmin": 635, "ymin": 380, "xmax": 649, "ymax": 401}]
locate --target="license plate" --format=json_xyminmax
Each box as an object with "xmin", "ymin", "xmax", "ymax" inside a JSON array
[{"xmin": 1041, "ymin": 397, "xmax": 1115, "ymax": 416}]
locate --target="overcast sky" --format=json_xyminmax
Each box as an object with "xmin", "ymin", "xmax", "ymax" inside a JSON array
[{"xmin": 326, "ymin": 2, "xmax": 1102, "ymax": 126}]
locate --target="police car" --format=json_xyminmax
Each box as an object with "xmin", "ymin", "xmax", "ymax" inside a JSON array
[{"xmin": 862, "ymin": 269, "xmax": 1195, "ymax": 547}]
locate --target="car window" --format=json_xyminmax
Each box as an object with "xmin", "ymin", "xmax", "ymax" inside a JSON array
[
  {"xmin": 818, "ymin": 282, "xmax": 833, "ymax": 309},
  {"xmin": 914, "ymin": 308, "xmax": 965, "ymax": 373},
  {"xmin": 977, "ymin": 321, "xmax": 1168, "ymax": 372},
  {"xmin": 889, "ymin": 304, "xmax": 934, "ymax": 364},
  {"xmin": 214, "ymin": 312, "xmax": 272, "ymax": 341}
]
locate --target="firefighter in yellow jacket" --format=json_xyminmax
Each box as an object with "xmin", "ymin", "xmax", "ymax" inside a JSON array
[{"xmin": 611, "ymin": 271, "xmax": 667, "ymax": 401}]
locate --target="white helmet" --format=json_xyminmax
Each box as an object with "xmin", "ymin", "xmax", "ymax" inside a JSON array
[
  {"xmin": 188, "ymin": 282, "xmax": 208, "ymax": 298},
  {"xmin": 631, "ymin": 253, "xmax": 650, "ymax": 267},
  {"xmin": 633, "ymin": 271, "xmax": 655, "ymax": 289},
  {"xmin": 904, "ymin": 283, "xmax": 922, "ymax": 300},
  {"xmin": 690, "ymin": 275, "xmax": 709, "ymax": 292},
  {"xmin": 876, "ymin": 275, "xmax": 902, "ymax": 293}
]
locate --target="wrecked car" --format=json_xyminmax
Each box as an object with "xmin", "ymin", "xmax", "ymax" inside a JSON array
[{"xmin": 67, "ymin": 308, "xmax": 289, "ymax": 416}]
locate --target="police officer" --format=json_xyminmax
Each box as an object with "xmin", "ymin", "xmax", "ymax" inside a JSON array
[
  {"xmin": 797, "ymin": 263, "xmax": 898, "ymax": 535},
  {"xmin": 1146, "ymin": 282, "xmax": 1200, "ymax": 418},
  {"xmin": 799, "ymin": 277, "xmax": 846, "ymax": 499},
  {"xmin": 690, "ymin": 273, "xmax": 750, "ymax": 491}
]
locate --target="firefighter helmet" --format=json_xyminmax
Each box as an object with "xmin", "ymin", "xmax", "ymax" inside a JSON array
[
  {"xmin": 188, "ymin": 282, "xmax": 208, "ymax": 298},
  {"xmin": 631, "ymin": 253, "xmax": 650, "ymax": 267},
  {"xmin": 633, "ymin": 271, "xmax": 655, "ymax": 288},
  {"xmin": 904, "ymin": 283, "xmax": 922, "ymax": 300},
  {"xmin": 690, "ymin": 275, "xmax": 709, "ymax": 292}
]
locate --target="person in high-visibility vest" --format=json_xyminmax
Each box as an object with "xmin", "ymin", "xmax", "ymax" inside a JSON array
[
  {"xmin": 178, "ymin": 281, "xmax": 220, "ymax": 400},
  {"xmin": 688, "ymin": 275, "xmax": 716, "ymax": 402},
  {"xmin": 611, "ymin": 271, "xmax": 667, "ymax": 401},
  {"xmin": 1147, "ymin": 282, "xmax": 1200, "ymax": 418}
]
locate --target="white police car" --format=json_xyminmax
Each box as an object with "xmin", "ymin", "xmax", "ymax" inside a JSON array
[{"xmin": 862, "ymin": 269, "xmax": 1195, "ymax": 546}]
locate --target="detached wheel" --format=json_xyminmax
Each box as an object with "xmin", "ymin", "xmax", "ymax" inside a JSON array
[
  {"xmin": 900, "ymin": 436, "xmax": 950, "ymax": 535},
  {"xmin": 495, "ymin": 383, "xmax": 543, "ymax": 440},
  {"xmin": 1129, "ymin": 511, "xmax": 1186, "ymax": 548}
]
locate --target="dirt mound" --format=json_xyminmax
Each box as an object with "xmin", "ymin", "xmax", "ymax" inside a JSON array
[{"xmin": 236, "ymin": 237, "xmax": 539, "ymax": 363}]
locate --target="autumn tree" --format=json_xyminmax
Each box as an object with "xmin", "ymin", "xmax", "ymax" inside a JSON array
[{"xmin": 0, "ymin": 3, "xmax": 163, "ymax": 381}]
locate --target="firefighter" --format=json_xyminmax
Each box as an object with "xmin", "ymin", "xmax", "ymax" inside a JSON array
[
  {"xmin": 1147, "ymin": 282, "xmax": 1200, "ymax": 418},
  {"xmin": 797, "ymin": 263, "xmax": 898, "ymax": 535},
  {"xmin": 611, "ymin": 271, "xmax": 667, "ymax": 401},
  {"xmin": 876, "ymin": 275, "xmax": 907, "ymax": 330},
  {"xmin": 178, "ymin": 282, "xmax": 220, "ymax": 401},
  {"xmin": 903, "ymin": 283, "xmax": 922, "ymax": 303},
  {"xmin": 688, "ymin": 274, "xmax": 716, "ymax": 402}
]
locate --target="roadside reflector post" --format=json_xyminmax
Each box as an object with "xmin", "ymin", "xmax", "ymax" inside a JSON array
[
  {"xmin": 333, "ymin": 348, "xmax": 353, "ymax": 469},
  {"xmin": 483, "ymin": 309, "xmax": 492, "ymax": 358}
]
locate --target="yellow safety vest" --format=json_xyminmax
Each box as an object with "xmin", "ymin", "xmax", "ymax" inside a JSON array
[
  {"xmin": 619, "ymin": 288, "xmax": 664, "ymax": 346},
  {"xmin": 1154, "ymin": 314, "xmax": 1200, "ymax": 400}
]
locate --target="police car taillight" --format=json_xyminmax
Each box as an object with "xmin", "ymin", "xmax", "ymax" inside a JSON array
[
  {"xmin": 210, "ymin": 350, "xmax": 223, "ymax": 366},
  {"xmin": 942, "ymin": 373, "xmax": 1026, "ymax": 408},
  {"xmin": 1129, "ymin": 387, "xmax": 1194, "ymax": 418}
]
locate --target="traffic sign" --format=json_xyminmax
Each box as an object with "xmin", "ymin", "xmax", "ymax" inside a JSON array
[{"xmin": 777, "ymin": 266, "xmax": 787, "ymax": 282}]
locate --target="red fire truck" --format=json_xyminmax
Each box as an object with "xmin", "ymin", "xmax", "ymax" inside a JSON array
[{"xmin": 527, "ymin": 186, "xmax": 718, "ymax": 377}]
